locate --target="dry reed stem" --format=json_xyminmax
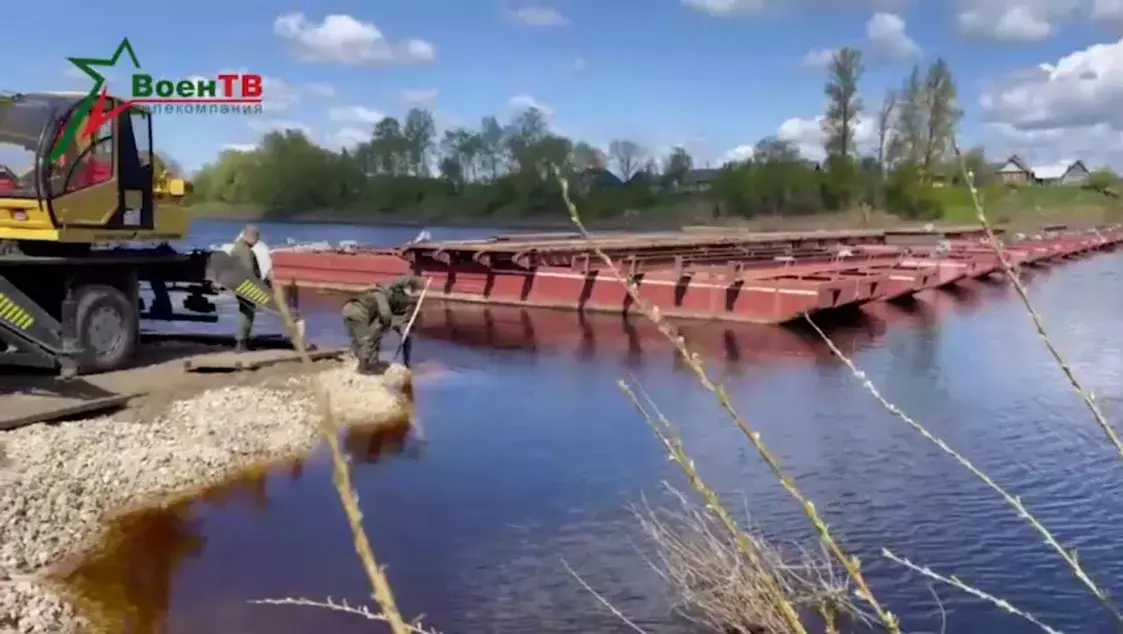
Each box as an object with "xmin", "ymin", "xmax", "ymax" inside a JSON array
[
  {"xmin": 553, "ymin": 165, "xmax": 900, "ymax": 634},
  {"xmin": 803, "ymin": 316, "xmax": 1120, "ymax": 624},
  {"xmin": 951, "ymin": 140, "xmax": 1123, "ymax": 462},
  {"xmin": 250, "ymin": 597, "xmax": 438, "ymax": 633},
  {"xmin": 265, "ymin": 284, "xmax": 416, "ymax": 634},
  {"xmin": 620, "ymin": 381, "xmax": 817, "ymax": 633},
  {"xmin": 633, "ymin": 483, "xmax": 862, "ymax": 634},
  {"xmin": 560, "ymin": 559, "xmax": 651, "ymax": 634},
  {"xmin": 881, "ymin": 551, "xmax": 1064, "ymax": 634}
]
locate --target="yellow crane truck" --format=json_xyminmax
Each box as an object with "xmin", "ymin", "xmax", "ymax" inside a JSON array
[{"xmin": 0, "ymin": 91, "xmax": 277, "ymax": 377}]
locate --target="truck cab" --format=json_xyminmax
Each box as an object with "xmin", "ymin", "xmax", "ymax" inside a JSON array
[{"xmin": 0, "ymin": 91, "xmax": 189, "ymax": 246}]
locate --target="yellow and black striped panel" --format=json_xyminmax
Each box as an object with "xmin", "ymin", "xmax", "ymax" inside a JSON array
[
  {"xmin": 234, "ymin": 280, "xmax": 272, "ymax": 306},
  {"xmin": 0, "ymin": 292, "xmax": 34, "ymax": 330}
]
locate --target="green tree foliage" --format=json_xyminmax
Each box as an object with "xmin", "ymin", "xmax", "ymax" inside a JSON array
[
  {"xmin": 188, "ymin": 56, "xmax": 976, "ymax": 225},
  {"xmin": 191, "ymin": 107, "xmax": 668, "ymax": 219},
  {"xmin": 821, "ymin": 47, "xmax": 865, "ymax": 210},
  {"xmin": 712, "ymin": 138, "xmax": 824, "ymax": 217}
]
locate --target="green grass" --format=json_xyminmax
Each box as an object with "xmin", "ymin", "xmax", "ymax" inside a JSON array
[{"xmin": 935, "ymin": 185, "xmax": 1122, "ymax": 224}]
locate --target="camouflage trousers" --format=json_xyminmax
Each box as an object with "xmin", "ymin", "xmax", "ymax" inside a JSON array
[{"xmin": 341, "ymin": 301, "xmax": 386, "ymax": 365}]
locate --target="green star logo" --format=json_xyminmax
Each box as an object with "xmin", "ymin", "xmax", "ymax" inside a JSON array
[{"xmin": 49, "ymin": 38, "xmax": 141, "ymax": 163}]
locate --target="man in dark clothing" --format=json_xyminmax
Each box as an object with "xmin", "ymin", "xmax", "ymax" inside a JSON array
[
  {"xmin": 231, "ymin": 225, "xmax": 262, "ymax": 352},
  {"xmin": 342, "ymin": 275, "xmax": 424, "ymax": 374}
]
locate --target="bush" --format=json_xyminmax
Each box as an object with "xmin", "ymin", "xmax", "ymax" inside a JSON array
[{"xmin": 884, "ymin": 165, "xmax": 943, "ymax": 220}]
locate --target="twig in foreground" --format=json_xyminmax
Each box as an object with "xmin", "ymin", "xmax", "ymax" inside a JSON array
[
  {"xmin": 804, "ymin": 315, "xmax": 1120, "ymax": 626},
  {"xmin": 883, "ymin": 550, "xmax": 1064, "ymax": 634},
  {"xmin": 553, "ymin": 164, "xmax": 900, "ymax": 634},
  {"xmin": 267, "ymin": 283, "xmax": 416, "ymax": 634},
  {"xmin": 952, "ymin": 140, "xmax": 1123, "ymax": 463}
]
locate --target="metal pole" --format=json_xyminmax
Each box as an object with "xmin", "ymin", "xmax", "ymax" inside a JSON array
[{"xmin": 393, "ymin": 278, "xmax": 431, "ymax": 362}]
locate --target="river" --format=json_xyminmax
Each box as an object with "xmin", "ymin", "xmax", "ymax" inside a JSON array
[{"xmin": 66, "ymin": 218, "xmax": 1123, "ymax": 633}]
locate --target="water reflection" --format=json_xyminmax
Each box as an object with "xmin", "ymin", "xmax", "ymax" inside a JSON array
[
  {"xmin": 290, "ymin": 291, "xmax": 894, "ymax": 369},
  {"xmin": 57, "ymin": 420, "xmax": 417, "ymax": 634}
]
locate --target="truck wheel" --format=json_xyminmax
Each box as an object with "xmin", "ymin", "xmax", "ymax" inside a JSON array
[{"xmin": 74, "ymin": 284, "xmax": 138, "ymax": 374}]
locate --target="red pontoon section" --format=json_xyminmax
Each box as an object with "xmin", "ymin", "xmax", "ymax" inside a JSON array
[{"xmin": 272, "ymin": 225, "xmax": 1123, "ymax": 325}]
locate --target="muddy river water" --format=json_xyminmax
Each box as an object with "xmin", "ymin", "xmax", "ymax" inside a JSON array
[{"xmin": 62, "ymin": 219, "xmax": 1123, "ymax": 633}]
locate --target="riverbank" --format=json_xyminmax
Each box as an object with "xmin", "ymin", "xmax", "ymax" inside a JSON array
[
  {"xmin": 185, "ymin": 190, "xmax": 1123, "ymax": 233},
  {"xmin": 0, "ymin": 361, "xmax": 412, "ymax": 634}
]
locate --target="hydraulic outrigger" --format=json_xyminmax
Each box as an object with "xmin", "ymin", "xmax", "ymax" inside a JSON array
[{"xmin": 0, "ymin": 91, "xmax": 282, "ymax": 377}]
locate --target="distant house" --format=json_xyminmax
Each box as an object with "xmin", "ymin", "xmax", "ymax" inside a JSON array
[
  {"xmin": 677, "ymin": 168, "xmax": 720, "ymax": 193},
  {"xmin": 995, "ymin": 155, "xmax": 1033, "ymax": 184},
  {"xmin": 576, "ymin": 167, "xmax": 622, "ymax": 193},
  {"xmin": 1033, "ymin": 160, "xmax": 1090, "ymax": 185},
  {"xmin": 627, "ymin": 170, "xmax": 658, "ymax": 186},
  {"xmin": 994, "ymin": 155, "xmax": 1090, "ymax": 186}
]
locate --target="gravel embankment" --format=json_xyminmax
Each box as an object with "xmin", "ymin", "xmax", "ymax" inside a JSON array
[{"xmin": 0, "ymin": 361, "xmax": 411, "ymax": 634}]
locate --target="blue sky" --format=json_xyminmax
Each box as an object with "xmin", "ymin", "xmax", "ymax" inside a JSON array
[{"xmin": 6, "ymin": 0, "xmax": 1123, "ymax": 172}]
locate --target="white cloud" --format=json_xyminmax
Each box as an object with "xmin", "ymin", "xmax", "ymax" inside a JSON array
[
  {"xmin": 979, "ymin": 38, "xmax": 1123, "ymax": 167},
  {"xmin": 723, "ymin": 144, "xmax": 756, "ymax": 162},
  {"xmin": 980, "ymin": 38, "xmax": 1123, "ymax": 131},
  {"xmin": 508, "ymin": 94, "xmax": 555, "ymax": 116},
  {"xmin": 1093, "ymin": 0, "xmax": 1123, "ymax": 22},
  {"xmin": 952, "ymin": 0, "xmax": 1123, "ymax": 41},
  {"xmin": 513, "ymin": 5, "xmax": 570, "ymax": 26},
  {"xmin": 223, "ymin": 143, "xmax": 258, "ymax": 152},
  {"xmin": 798, "ymin": 13, "xmax": 916, "ymax": 71},
  {"xmin": 248, "ymin": 119, "xmax": 314, "ymax": 136},
  {"xmin": 775, "ymin": 115, "xmax": 877, "ymax": 161},
  {"xmin": 261, "ymin": 76, "xmax": 299, "ymax": 112},
  {"xmin": 328, "ymin": 127, "xmax": 370, "ymax": 149},
  {"xmin": 866, "ymin": 13, "xmax": 920, "ymax": 60},
  {"xmin": 303, "ymin": 82, "xmax": 336, "ymax": 98},
  {"xmin": 984, "ymin": 122, "xmax": 1123, "ymax": 169},
  {"xmin": 683, "ymin": 0, "xmax": 904, "ymax": 16},
  {"xmin": 681, "ymin": 0, "xmax": 769, "ymax": 15},
  {"xmin": 958, "ymin": 4, "xmax": 1057, "ymax": 41},
  {"xmin": 274, "ymin": 12, "xmax": 436, "ymax": 65},
  {"xmin": 400, "ymin": 89, "xmax": 438, "ymax": 104},
  {"xmin": 800, "ymin": 48, "xmax": 837, "ymax": 70},
  {"xmin": 202, "ymin": 69, "xmax": 310, "ymax": 113},
  {"xmin": 328, "ymin": 105, "xmax": 386, "ymax": 125}
]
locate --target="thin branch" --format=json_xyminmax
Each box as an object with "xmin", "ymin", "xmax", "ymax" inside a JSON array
[
  {"xmin": 951, "ymin": 140, "xmax": 1123, "ymax": 462},
  {"xmin": 561, "ymin": 559, "xmax": 651, "ymax": 634},
  {"xmin": 269, "ymin": 284, "xmax": 416, "ymax": 634},
  {"xmin": 883, "ymin": 550, "xmax": 1064, "ymax": 634},
  {"xmin": 251, "ymin": 597, "xmax": 438, "ymax": 633},
  {"xmin": 553, "ymin": 164, "xmax": 899, "ymax": 634},
  {"xmin": 804, "ymin": 315, "xmax": 1120, "ymax": 623}
]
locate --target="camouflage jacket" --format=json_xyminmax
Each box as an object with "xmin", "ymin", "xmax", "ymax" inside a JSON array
[{"xmin": 351, "ymin": 277, "xmax": 420, "ymax": 324}]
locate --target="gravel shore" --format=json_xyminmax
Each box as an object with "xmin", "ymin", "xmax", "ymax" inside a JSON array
[{"xmin": 0, "ymin": 361, "xmax": 412, "ymax": 634}]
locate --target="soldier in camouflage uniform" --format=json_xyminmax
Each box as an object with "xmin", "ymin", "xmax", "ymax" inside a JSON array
[
  {"xmin": 231, "ymin": 225, "xmax": 262, "ymax": 352},
  {"xmin": 341, "ymin": 275, "xmax": 424, "ymax": 374}
]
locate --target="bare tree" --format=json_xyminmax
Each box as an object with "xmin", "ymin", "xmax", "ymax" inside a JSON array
[
  {"xmin": 821, "ymin": 47, "xmax": 864, "ymax": 161},
  {"xmin": 876, "ymin": 91, "xmax": 898, "ymax": 177},
  {"xmin": 920, "ymin": 58, "xmax": 961, "ymax": 179},
  {"xmin": 609, "ymin": 139, "xmax": 645, "ymax": 180}
]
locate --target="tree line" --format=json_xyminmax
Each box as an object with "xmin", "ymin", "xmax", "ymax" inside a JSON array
[
  {"xmin": 186, "ymin": 53, "xmax": 1111, "ymax": 222},
  {"xmin": 189, "ymin": 107, "xmax": 689, "ymax": 220},
  {"xmin": 714, "ymin": 51, "xmax": 975, "ymax": 219}
]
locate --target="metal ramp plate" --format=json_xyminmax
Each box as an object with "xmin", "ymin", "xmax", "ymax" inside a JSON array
[
  {"xmin": 0, "ymin": 275, "xmax": 65, "ymax": 352},
  {"xmin": 205, "ymin": 251, "xmax": 282, "ymax": 313}
]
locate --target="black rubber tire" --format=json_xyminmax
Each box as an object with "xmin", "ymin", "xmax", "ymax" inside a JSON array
[{"xmin": 74, "ymin": 284, "xmax": 138, "ymax": 374}]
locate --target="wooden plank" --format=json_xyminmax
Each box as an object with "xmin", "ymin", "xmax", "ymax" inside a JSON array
[
  {"xmin": 0, "ymin": 393, "xmax": 135, "ymax": 431},
  {"xmin": 183, "ymin": 347, "xmax": 347, "ymax": 373}
]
